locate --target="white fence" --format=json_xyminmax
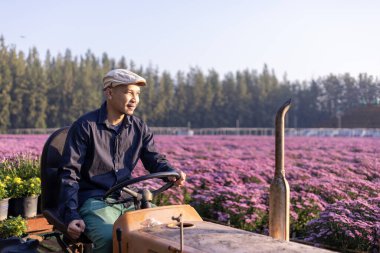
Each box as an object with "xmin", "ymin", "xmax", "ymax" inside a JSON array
[
  {"xmin": 5, "ymin": 127, "xmax": 380, "ymax": 137},
  {"xmin": 285, "ymin": 128, "xmax": 380, "ymax": 137}
]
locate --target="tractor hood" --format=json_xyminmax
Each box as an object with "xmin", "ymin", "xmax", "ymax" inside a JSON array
[{"xmin": 113, "ymin": 205, "xmax": 333, "ymax": 253}]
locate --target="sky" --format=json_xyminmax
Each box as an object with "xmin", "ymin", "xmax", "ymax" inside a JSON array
[{"xmin": 0, "ymin": 0, "xmax": 379, "ymax": 81}]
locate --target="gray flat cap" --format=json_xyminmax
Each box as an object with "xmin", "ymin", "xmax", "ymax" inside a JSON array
[{"xmin": 103, "ymin": 69, "xmax": 146, "ymax": 89}]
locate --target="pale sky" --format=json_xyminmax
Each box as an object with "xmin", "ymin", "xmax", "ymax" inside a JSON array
[{"xmin": 1, "ymin": 0, "xmax": 379, "ymax": 81}]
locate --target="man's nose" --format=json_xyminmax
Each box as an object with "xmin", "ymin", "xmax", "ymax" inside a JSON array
[{"xmin": 130, "ymin": 95, "xmax": 138, "ymax": 102}]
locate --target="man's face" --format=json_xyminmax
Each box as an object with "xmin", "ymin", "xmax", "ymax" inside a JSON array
[{"xmin": 107, "ymin": 84, "xmax": 141, "ymax": 115}]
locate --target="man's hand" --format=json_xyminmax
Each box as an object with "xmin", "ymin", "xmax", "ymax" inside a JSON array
[
  {"xmin": 168, "ymin": 170, "xmax": 186, "ymax": 187},
  {"xmin": 67, "ymin": 219, "xmax": 86, "ymax": 239}
]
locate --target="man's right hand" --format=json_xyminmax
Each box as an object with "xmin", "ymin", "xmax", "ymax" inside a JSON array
[
  {"xmin": 168, "ymin": 170, "xmax": 186, "ymax": 187},
  {"xmin": 67, "ymin": 219, "xmax": 86, "ymax": 239}
]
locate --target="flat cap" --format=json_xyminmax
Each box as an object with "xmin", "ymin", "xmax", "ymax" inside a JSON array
[{"xmin": 103, "ymin": 69, "xmax": 146, "ymax": 89}]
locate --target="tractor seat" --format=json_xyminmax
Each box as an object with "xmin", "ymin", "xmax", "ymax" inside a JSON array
[{"xmin": 40, "ymin": 127, "xmax": 92, "ymax": 247}]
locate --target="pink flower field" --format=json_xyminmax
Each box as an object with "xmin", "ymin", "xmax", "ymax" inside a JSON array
[{"xmin": 1, "ymin": 134, "xmax": 379, "ymax": 251}]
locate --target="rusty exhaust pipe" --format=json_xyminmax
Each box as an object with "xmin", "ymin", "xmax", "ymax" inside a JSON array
[{"xmin": 269, "ymin": 99, "xmax": 291, "ymax": 241}]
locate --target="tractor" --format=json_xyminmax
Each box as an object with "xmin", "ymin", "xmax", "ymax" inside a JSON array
[{"xmin": 40, "ymin": 100, "xmax": 333, "ymax": 252}]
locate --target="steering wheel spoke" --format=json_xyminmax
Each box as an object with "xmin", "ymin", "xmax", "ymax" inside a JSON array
[{"xmin": 122, "ymin": 187, "xmax": 139, "ymax": 198}]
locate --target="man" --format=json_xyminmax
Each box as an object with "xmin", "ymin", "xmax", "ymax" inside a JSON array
[{"xmin": 58, "ymin": 69, "xmax": 186, "ymax": 253}]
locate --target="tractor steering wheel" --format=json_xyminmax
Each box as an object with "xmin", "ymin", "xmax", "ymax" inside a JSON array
[{"xmin": 103, "ymin": 171, "xmax": 180, "ymax": 206}]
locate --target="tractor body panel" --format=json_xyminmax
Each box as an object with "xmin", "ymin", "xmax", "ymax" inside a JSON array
[{"xmin": 113, "ymin": 205, "xmax": 333, "ymax": 253}]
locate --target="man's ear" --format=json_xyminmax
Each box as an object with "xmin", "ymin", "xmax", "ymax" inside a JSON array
[{"xmin": 104, "ymin": 88, "xmax": 112, "ymax": 100}]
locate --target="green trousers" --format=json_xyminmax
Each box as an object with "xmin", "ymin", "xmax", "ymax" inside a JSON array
[{"xmin": 79, "ymin": 198, "xmax": 136, "ymax": 253}]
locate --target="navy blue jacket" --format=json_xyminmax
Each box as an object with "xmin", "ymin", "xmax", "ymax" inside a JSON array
[{"xmin": 58, "ymin": 102, "xmax": 176, "ymax": 225}]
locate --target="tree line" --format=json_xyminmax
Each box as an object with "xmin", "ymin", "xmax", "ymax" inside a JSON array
[{"xmin": 0, "ymin": 36, "xmax": 379, "ymax": 131}]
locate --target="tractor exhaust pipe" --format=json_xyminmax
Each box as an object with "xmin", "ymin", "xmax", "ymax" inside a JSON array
[{"xmin": 269, "ymin": 99, "xmax": 291, "ymax": 241}]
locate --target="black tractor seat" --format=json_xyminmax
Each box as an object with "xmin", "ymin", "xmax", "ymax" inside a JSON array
[{"xmin": 40, "ymin": 127, "xmax": 92, "ymax": 253}]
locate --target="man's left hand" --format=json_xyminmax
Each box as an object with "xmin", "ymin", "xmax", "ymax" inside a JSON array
[{"xmin": 168, "ymin": 170, "xmax": 186, "ymax": 187}]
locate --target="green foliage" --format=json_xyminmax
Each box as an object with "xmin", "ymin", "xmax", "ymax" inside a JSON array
[
  {"xmin": 0, "ymin": 156, "xmax": 41, "ymax": 198},
  {"xmin": 153, "ymin": 188, "xmax": 191, "ymax": 206},
  {"xmin": 0, "ymin": 155, "xmax": 40, "ymax": 179},
  {"xmin": 1, "ymin": 36, "xmax": 380, "ymax": 129},
  {"xmin": 0, "ymin": 37, "xmax": 12, "ymax": 131},
  {"xmin": 290, "ymin": 197, "xmax": 322, "ymax": 237},
  {"xmin": 304, "ymin": 198, "xmax": 379, "ymax": 252},
  {"xmin": 23, "ymin": 177, "xmax": 41, "ymax": 197},
  {"xmin": 8, "ymin": 48, "xmax": 27, "ymax": 129},
  {"xmin": 24, "ymin": 47, "xmax": 47, "ymax": 128},
  {"xmin": 0, "ymin": 216, "xmax": 27, "ymax": 238},
  {"xmin": 192, "ymin": 194, "xmax": 269, "ymax": 234},
  {"xmin": 153, "ymin": 192, "xmax": 171, "ymax": 206},
  {"xmin": 6, "ymin": 176, "xmax": 24, "ymax": 198},
  {"xmin": 0, "ymin": 181, "xmax": 8, "ymax": 200},
  {"xmin": 5, "ymin": 176, "xmax": 41, "ymax": 198}
]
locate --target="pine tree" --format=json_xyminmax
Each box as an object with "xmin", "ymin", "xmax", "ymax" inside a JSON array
[
  {"xmin": 321, "ymin": 74, "xmax": 345, "ymax": 123},
  {"xmin": 170, "ymin": 71, "xmax": 188, "ymax": 127},
  {"xmin": 295, "ymin": 80, "xmax": 325, "ymax": 127},
  {"xmin": 117, "ymin": 56, "xmax": 128, "ymax": 69},
  {"xmin": 45, "ymin": 52, "xmax": 65, "ymax": 127},
  {"xmin": 221, "ymin": 72, "xmax": 236, "ymax": 127},
  {"xmin": 8, "ymin": 48, "xmax": 27, "ymax": 128},
  {"xmin": 138, "ymin": 65, "xmax": 159, "ymax": 124},
  {"xmin": 208, "ymin": 70, "xmax": 224, "ymax": 127},
  {"xmin": 76, "ymin": 50, "xmax": 102, "ymax": 116},
  {"xmin": 56, "ymin": 49, "xmax": 76, "ymax": 126},
  {"xmin": 0, "ymin": 37, "xmax": 12, "ymax": 131},
  {"xmin": 235, "ymin": 70, "xmax": 251, "ymax": 127},
  {"xmin": 257, "ymin": 65, "xmax": 280, "ymax": 126},
  {"xmin": 243, "ymin": 69, "xmax": 260, "ymax": 127},
  {"xmin": 342, "ymin": 74, "xmax": 359, "ymax": 110},
  {"xmin": 101, "ymin": 52, "xmax": 115, "ymax": 74},
  {"xmin": 358, "ymin": 73, "xmax": 378, "ymax": 105},
  {"xmin": 24, "ymin": 47, "xmax": 47, "ymax": 128},
  {"xmin": 187, "ymin": 67, "xmax": 206, "ymax": 127},
  {"xmin": 150, "ymin": 71, "xmax": 174, "ymax": 126}
]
